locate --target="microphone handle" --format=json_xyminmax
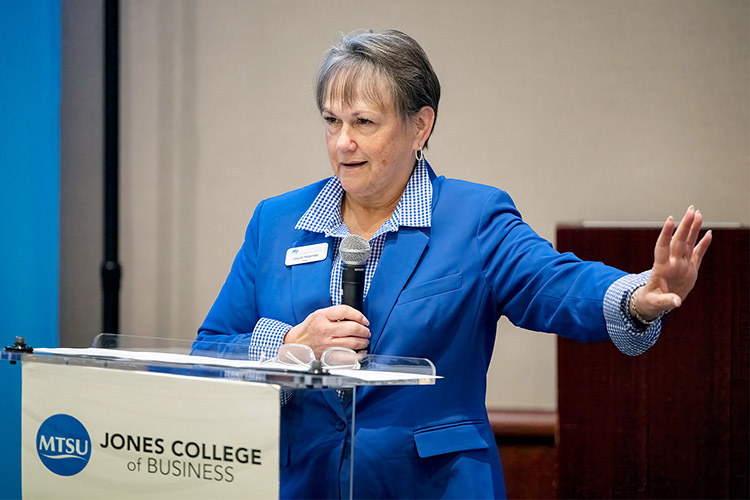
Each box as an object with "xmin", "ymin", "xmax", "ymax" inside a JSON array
[{"xmin": 341, "ymin": 263, "xmax": 365, "ymax": 312}]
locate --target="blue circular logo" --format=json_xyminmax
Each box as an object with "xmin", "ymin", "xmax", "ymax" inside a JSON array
[{"xmin": 36, "ymin": 414, "xmax": 91, "ymax": 476}]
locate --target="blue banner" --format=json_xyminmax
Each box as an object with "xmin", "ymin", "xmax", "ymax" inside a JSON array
[{"xmin": 0, "ymin": 0, "xmax": 61, "ymax": 497}]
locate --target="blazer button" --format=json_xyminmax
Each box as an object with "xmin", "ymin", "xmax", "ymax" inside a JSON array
[{"xmin": 335, "ymin": 420, "xmax": 346, "ymax": 431}]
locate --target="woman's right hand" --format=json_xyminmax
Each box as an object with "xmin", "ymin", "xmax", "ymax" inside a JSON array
[{"xmin": 284, "ymin": 305, "xmax": 371, "ymax": 358}]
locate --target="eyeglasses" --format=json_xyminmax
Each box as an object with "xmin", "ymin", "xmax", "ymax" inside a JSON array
[{"xmin": 276, "ymin": 343, "xmax": 361, "ymax": 371}]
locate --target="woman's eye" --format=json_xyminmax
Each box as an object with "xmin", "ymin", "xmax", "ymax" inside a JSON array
[
  {"xmin": 357, "ymin": 118, "xmax": 373, "ymax": 125},
  {"xmin": 323, "ymin": 116, "xmax": 337, "ymax": 124}
]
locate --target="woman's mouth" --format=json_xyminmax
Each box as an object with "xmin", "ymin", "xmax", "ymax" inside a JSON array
[{"xmin": 341, "ymin": 161, "xmax": 367, "ymax": 167}]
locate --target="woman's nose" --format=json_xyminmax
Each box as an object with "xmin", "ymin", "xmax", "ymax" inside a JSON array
[{"xmin": 336, "ymin": 126, "xmax": 356, "ymax": 152}]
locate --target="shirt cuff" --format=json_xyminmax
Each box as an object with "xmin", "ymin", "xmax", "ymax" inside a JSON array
[
  {"xmin": 248, "ymin": 317, "xmax": 293, "ymax": 361},
  {"xmin": 603, "ymin": 271, "xmax": 662, "ymax": 356}
]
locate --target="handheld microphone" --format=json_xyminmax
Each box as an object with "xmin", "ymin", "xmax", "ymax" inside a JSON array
[{"xmin": 339, "ymin": 235, "xmax": 370, "ymax": 312}]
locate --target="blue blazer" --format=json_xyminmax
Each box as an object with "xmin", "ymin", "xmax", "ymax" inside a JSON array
[{"xmin": 197, "ymin": 165, "xmax": 625, "ymax": 499}]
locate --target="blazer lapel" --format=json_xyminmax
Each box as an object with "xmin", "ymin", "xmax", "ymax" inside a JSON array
[
  {"xmin": 365, "ymin": 227, "xmax": 430, "ymax": 351},
  {"xmin": 289, "ymin": 232, "xmax": 333, "ymax": 325}
]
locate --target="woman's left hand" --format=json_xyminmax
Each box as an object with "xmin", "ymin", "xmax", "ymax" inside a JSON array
[{"xmin": 632, "ymin": 206, "xmax": 713, "ymax": 321}]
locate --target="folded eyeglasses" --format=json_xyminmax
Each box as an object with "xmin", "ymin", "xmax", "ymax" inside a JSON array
[{"xmin": 275, "ymin": 343, "xmax": 361, "ymax": 373}]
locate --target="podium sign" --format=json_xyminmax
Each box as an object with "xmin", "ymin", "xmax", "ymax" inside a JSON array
[
  {"xmin": 21, "ymin": 362, "xmax": 280, "ymax": 498},
  {"xmin": 5, "ymin": 334, "xmax": 437, "ymax": 499}
]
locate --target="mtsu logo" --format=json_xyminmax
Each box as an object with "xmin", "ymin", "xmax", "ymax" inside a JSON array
[{"xmin": 36, "ymin": 414, "xmax": 92, "ymax": 476}]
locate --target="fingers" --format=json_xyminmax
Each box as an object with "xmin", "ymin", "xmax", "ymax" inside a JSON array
[
  {"xmin": 672, "ymin": 206, "xmax": 695, "ymax": 245},
  {"xmin": 307, "ymin": 306, "xmax": 371, "ymax": 338},
  {"xmin": 321, "ymin": 304, "xmax": 370, "ymax": 326},
  {"xmin": 685, "ymin": 209, "xmax": 703, "ymax": 249},
  {"xmin": 691, "ymin": 229, "xmax": 712, "ymax": 269},
  {"xmin": 637, "ymin": 288, "xmax": 682, "ymax": 318},
  {"xmin": 654, "ymin": 215, "xmax": 675, "ymax": 263},
  {"xmin": 329, "ymin": 317, "xmax": 371, "ymax": 339},
  {"xmin": 648, "ymin": 206, "xmax": 710, "ymax": 312},
  {"xmin": 670, "ymin": 206, "xmax": 696, "ymax": 258},
  {"xmin": 335, "ymin": 335, "xmax": 371, "ymax": 352},
  {"xmin": 663, "ymin": 206, "xmax": 709, "ymax": 262},
  {"xmin": 285, "ymin": 306, "xmax": 371, "ymax": 356}
]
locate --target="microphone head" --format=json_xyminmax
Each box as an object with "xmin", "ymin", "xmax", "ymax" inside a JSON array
[{"xmin": 340, "ymin": 234, "xmax": 371, "ymax": 265}]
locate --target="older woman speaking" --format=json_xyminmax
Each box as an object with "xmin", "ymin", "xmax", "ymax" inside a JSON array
[{"xmin": 196, "ymin": 30, "xmax": 711, "ymax": 499}]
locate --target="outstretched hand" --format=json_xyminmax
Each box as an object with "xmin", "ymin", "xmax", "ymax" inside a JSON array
[{"xmin": 632, "ymin": 206, "xmax": 712, "ymax": 321}]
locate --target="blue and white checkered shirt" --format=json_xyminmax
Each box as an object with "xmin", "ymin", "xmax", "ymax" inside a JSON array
[{"xmin": 248, "ymin": 159, "xmax": 660, "ymax": 360}]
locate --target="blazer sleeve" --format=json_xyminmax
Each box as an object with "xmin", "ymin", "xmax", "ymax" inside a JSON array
[
  {"xmin": 475, "ymin": 189, "xmax": 626, "ymax": 342},
  {"xmin": 193, "ymin": 201, "xmax": 264, "ymax": 357}
]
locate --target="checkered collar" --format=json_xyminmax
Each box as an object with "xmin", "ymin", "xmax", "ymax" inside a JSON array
[{"xmin": 295, "ymin": 158, "xmax": 433, "ymax": 238}]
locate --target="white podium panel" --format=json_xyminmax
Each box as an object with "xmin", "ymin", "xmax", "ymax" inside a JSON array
[{"xmin": 22, "ymin": 362, "xmax": 279, "ymax": 499}]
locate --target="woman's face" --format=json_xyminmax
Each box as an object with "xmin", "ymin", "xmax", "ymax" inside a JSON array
[{"xmin": 322, "ymin": 88, "xmax": 422, "ymax": 209}]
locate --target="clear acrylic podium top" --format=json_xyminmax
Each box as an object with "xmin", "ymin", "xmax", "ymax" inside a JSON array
[{"xmin": 3, "ymin": 334, "xmax": 437, "ymax": 389}]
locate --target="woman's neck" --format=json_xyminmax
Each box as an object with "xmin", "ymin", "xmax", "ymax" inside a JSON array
[{"xmin": 341, "ymin": 193, "xmax": 399, "ymax": 240}]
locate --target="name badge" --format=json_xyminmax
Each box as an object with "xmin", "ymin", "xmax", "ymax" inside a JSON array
[{"xmin": 285, "ymin": 243, "xmax": 328, "ymax": 266}]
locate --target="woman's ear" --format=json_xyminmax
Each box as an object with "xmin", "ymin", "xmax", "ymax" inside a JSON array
[{"xmin": 413, "ymin": 106, "xmax": 436, "ymax": 147}]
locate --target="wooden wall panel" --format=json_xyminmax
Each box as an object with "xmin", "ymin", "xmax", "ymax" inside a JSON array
[
  {"xmin": 556, "ymin": 227, "xmax": 748, "ymax": 499},
  {"xmin": 490, "ymin": 409, "xmax": 557, "ymax": 499}
]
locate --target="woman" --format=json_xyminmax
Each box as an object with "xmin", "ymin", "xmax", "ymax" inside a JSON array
[{"xmin": 196, "ymin": 30, "xmax": 711, "ymax": 499}]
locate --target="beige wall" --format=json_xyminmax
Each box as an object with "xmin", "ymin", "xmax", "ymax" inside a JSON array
[{"xmin": 81, "ymin": 0, "xmax": 749, "ymax": 409}]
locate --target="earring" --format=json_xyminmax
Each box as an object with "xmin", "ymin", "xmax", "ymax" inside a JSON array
[{"xmin": 415, "ymin": 147, "xmax": 424, "ymax": 161}]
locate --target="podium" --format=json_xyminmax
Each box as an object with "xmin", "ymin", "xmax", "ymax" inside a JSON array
[
  {"xmin": 556, "ymin": 226, "xmax": 748, "ymax": 498},
  {"xmin": 3, "ymin": 334, "xmax": 437, "ymax": 499}
]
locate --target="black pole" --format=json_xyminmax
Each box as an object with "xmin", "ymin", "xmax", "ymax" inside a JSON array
[{"xmin": 102, "ymin": 0, "xmax": 121, "ymax": 336}]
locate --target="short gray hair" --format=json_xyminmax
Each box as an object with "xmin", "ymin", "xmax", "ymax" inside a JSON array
[{"xmin": 315, "ymin": 30, "xmax": 441, "ymax": 147}]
